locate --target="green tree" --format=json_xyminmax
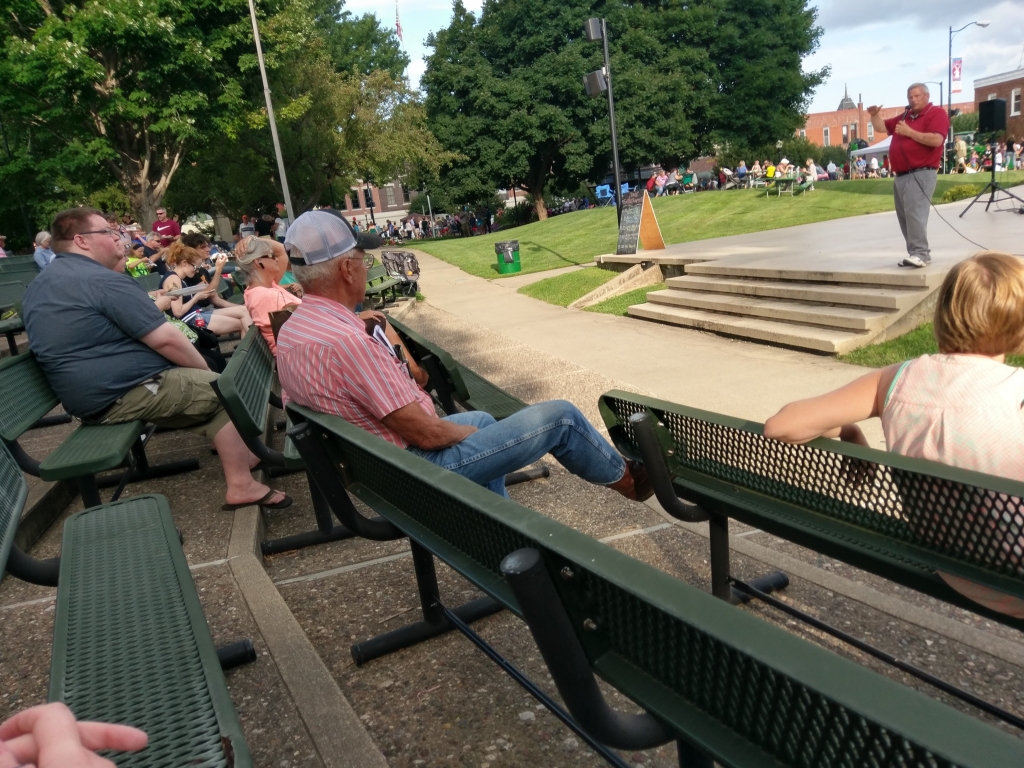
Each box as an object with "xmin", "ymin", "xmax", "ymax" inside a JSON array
[
  {"xmin": 310, "ymin": 0, "xmax": 409, "ymax": 78},
  {"xmin": 952, "ymin": 111, "xmax": 978, "ymax": 134},
  {"xmin": 423, "ymin": 0, "xmax": 825, "ymax": 221},
  {"xmin": 0, "ymin": 0, "xmax": 258, "ymax": 227}
]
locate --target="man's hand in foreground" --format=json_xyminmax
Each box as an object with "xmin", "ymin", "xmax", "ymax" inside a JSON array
[
  {"xmin": 382, "ymin": 402, "xmax": 477, "ymax": 450},
  {"xmin": 0, "ymin": 703, "xmax": 147, "ymax": 768}
]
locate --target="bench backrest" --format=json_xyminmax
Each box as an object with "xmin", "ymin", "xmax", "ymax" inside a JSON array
[
  {"xmin": 289, "ymin": 404, "xmax": 1023, "ymax": 768},
  {"xmin": 0, "ymin": 439, "xmax": 28, "ymax": 582},
  {"xmin": 213, "ymin": 326, "xmax": 273, "ymax": 443},
  {"xmin": 0, "ymin": 352, "xmax": 61, "ymax": 443},
  {"xmin": 0, "ymin": 280, "xmax": 26, "ymax": 311},
  {"xmin": 599, "ymin": 390, "xmax": 1024, "ymax": 609},
  {"xmin": 386, "ymin": 316, "xmax": 470, "ymax": 402},
  {"xmin": 133, "ymin": 272, "xmax": 162, "ymax": 292},
  {"xmin": 365, "ymin": 264, "xmax": 388, "ymax": 285}
]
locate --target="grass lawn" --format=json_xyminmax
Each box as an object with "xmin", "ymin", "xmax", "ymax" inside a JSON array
[
  {"xmin": 585, "ymin": 283, "xmax": 666, "ymax": 316},
  {"xmin": 839, "ymin": 322, "xmax": 1024, "ymax": 368},
  {"xmin": 517, "ymin": 265, "xmax": 616, "ymax": 307},
  {"xmin": 414, "ymin": 171, "xmax": 1024, "ymax": 280}
]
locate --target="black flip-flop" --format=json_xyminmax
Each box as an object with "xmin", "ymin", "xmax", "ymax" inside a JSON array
[{"xmin": 221, "ymin": 490, "xmax": 293, "ymax": 512}]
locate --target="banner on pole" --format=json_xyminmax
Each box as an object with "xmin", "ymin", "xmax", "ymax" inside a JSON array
[{"xmin": 952, "ymin": 58, "xmax": 962, "ymax": 93}]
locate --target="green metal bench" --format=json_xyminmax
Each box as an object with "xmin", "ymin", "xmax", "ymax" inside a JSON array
[
  {"xmin": 133, "ymin": 272, "xmax": 163, "ymax": 292},
  {"xmin": 210, "ymin": 327, "xmax": 353, "ymax": 555},
  {"xmin": 387, "ymin": 316, "xmax": 527, "ymax": 420},
  {"xmin": 363, "ymin": 263, "xmax": 401, "ymax": 308},
  {"xmin": 286, "ymin": 405, "xmax": 1024, "ymax": 768},
  {"xmin": 600, "ymin": 389, "xmax": 1024, "ymax": 729},
  {"xmin": 0, "ymin": 352, "xmax": 199, "ymax": 508},
  {"xmin": 0, "ymin": 440, "xmax": 254, "ymax": 766},
  {"xmin": 0, "ymin": 280, "xmax": 27, "ymax": 356}
]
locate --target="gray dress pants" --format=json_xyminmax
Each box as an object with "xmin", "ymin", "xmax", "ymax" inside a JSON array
[{"xmin": 893, "ymin": 169, "xmax": 937, "ymax": 262}]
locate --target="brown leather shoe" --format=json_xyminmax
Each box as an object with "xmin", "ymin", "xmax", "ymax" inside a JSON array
[{"xmin": 608, "ymin": 460, "xmax": 654, "ymax": 502}]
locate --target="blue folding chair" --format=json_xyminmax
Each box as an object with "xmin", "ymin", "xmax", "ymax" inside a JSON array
[
  {"xmin": 620, "ymin": 182, "xmax": 632, "ymax": 196},
  {"xmin": 595, "ymin": 185, "xmax": 615, "ymax": 206}
]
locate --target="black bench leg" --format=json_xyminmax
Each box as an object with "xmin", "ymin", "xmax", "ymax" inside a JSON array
[
  {"xmin": 500, "ymin": 548, "xmax": 676, "ymax": 752},
  {"xmin": 709, "ymin": 513, "xmax": 789, "ymax": 605},
  {"xmin": 5, "ymin": 331, "xmax": 18, "ymax": 356},
  {"xmin": 350, "ymin": 541, "xmax": 503, "ymax": 665},
  {"xmin": 217, "ymin": 639, "xmax": 257, "ymax": 670},
  {"xmin": 95, "ymin": 431, "xmax": 200, "ymax": 492},
  {"xmin": 504, "ymin": 466, "xmax": 550, "ymax": 486},
  {"xmin": 77, "ymin": 475, "xmax": 103, "ymax": 509},
  {"xmin": 677, "ymin": 740, "xmax": 713, "ymax": 768},
  {"xmin": 260, "ymin": 476, "xmax": 355, "ymax": 556}
]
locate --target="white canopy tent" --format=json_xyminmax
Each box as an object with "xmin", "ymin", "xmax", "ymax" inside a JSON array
[{"xmin": 849, "ymin": 136, "xmax": 891, "ymax": 157}]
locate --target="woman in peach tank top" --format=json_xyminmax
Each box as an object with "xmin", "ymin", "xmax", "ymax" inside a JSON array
[{"xmin": 765, "ymin": 252, "xmax": 1024, "ymax": 617}]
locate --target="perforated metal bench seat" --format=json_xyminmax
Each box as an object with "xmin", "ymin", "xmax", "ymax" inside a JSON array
[
  {"xmin": 38, "ymin": 421, "xmax": 143, "ymax": 481},
  {"xmin": 364, "ymin": 265, "xmax": 401, "ymax": 296},
  {"xmin": 599, "ymin": 389, "xmax": 1024, "ymax": 631},
  {"xmin": 49, "ymin": 495, "xmax": 252, "ymax": 767},
  {"xmin": 387, "ymin": 317, "xmax": 526, "ymax": 420},
  {"xmin": 288, "ymin": 405, "xmax": 1024, "ymax": 768}
]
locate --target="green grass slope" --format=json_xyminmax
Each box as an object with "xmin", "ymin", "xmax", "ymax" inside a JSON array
[
  {"xmin": 517, "ymin": 266, "xmax": 616, "ymax": 307},
  {"xmin": 415, "ymin": 172, "xmax": 1024, "ymax": 280}
]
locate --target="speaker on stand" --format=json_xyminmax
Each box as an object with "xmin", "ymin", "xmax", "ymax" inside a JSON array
[{"xmin": 960, "ymin": 99, "xmax": 1024, "ymax": 216}]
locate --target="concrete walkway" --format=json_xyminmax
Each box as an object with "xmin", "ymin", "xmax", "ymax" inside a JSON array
[{"xmin": 409, "ymin": 249, "xmax": 888, "ymax": 445}]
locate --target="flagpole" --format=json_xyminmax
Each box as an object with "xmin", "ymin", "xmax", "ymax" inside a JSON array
[{"xmin": 248, "ymin": 0, "xmax": 295, "ymax": 222}]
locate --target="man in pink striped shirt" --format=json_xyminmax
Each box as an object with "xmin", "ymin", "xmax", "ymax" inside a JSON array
[{"xmin": 277, "ymin": 211, "xmax": 650, "ymax": 500}]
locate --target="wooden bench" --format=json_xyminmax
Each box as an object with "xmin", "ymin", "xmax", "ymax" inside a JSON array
[
  {"xmin": 0, "ymin": 440, "xmax": 254, "ymax": 766},
  {"xmin": 210, "ymin": 327, "xmax": 353, "ymax": 555},
  {"xmin": 0, "ymin": 353, "xmax": 199, "ymax": 508},
  {"xmin": 363, "ymin": 263, "xmax": 401, "ymax": 308},
  {"xmin": 387, "ymin": 316, "xmax": 527, "ymax": 420},
  {"xmin": 285, "ymin": 404, "xmax": 1024, "ymax": 768}
]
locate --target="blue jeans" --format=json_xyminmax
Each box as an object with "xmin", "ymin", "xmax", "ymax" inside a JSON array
[{"xmin": 408, "ymin": 400, "xmax": 627, "ymax": 497}]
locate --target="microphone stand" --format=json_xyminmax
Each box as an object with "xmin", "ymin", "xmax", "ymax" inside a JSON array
[{"xmin": 960, "ymin": 136, "xmax": 1024, "ymax": 217}]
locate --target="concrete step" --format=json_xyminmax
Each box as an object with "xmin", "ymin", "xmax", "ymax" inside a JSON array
[
  {"xmin": 627, "ymin": 302, "xmax": 871, "ymax": 354},
  {"xmin": 665, "ymin": 275, "xmax": 929, "ymax": 311},
  {"xmin": 685, "ymin": 260, "xmax": 939, "ymax": 288},
  {"xmin": 646, "ymin": 289, "xmax": 895, "ymax": 331}
]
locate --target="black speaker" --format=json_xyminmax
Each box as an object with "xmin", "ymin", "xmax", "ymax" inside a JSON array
[
  {"xmin": 978, "ymin": 99, "xmax": 1006, "ymax": 134},
  {"xmin": 582, "ymin": 70, "xmax": 606, "ymax": 98}
]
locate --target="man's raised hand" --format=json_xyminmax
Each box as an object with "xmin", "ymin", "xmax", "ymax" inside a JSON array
[{"xmin": 866, "ymin": 105, "xmax": 881, "ymax": 116}]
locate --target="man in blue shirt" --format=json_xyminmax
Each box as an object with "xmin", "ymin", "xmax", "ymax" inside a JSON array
[{"xmin": 22, "ymin": 207, "xmax": 290, "ymax": 511}]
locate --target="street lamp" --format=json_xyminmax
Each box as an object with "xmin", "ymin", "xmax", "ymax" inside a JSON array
[
  {"xmin": 583, "ymin": 18, "xmax": 624, "ymax": 223},
  {"xmin": 922, "ymin": 81, "xmax": 945, "ymax": 172},
  {"xmin": 948, "ymin": 21, "xmax": 990, "ymax": 155}
]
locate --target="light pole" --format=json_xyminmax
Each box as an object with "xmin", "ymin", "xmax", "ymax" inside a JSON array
[
  {"xmin": 948, "ymin": 21, "xmax": 990, "ymax": 156},
  {"xmin": 248, "ymin": 0, "xmax": 295, "ymax": 222},
  {"xmin": 923, "ymin": 81, "xmax": 945, "ymax": 172},
  {"xmin": 583, "ymin": 18, "xmax": 624, "ymax": 224}
]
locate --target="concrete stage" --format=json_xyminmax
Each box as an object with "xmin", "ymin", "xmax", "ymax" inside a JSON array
[{"xmin": 603, "ymin": 186, "xmax": 1024, "ymax": 353}]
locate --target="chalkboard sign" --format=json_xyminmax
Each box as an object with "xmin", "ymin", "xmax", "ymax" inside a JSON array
[{"xmin": 615, "ymin": 190, "xmax": 665, "ymax": 255}]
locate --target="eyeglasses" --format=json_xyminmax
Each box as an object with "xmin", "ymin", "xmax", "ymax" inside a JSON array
[
  {"xmin": 156, "ymin": 211, "xmax": 167, "ymax": 216},
  {"xmin": 350, "ymin": 253, "xmax": 374, "ymax": 268},
  {"xmin": 77, "ymin": 228, "xmax": 120, "ymax": 239}
]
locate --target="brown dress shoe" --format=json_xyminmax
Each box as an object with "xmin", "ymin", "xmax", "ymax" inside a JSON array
[{"xmin": 608, "ymin": 460, "xmax": 654, "ymax": 502}]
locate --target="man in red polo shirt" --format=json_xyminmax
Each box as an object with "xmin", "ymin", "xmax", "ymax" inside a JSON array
[{"xmin": 867, "ymin": 83, "xmax": 949, "ymax": 268}]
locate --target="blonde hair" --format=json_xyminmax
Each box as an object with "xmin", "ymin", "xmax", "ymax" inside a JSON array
[
  {"xmin": 235, "ymin": 237, "xmax": 275, "ymax": 276},
  {"xmin": 934, "ymin": 252, "xmax": 1024, "ymax": 356},
  {"xmin": 163, "ymin": 241, "xmax": 203, "ymax": 268}
]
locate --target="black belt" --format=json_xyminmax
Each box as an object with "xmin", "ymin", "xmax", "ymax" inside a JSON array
[{"xmin": 894, "ymin": 167, "xmax": 937, "ymax": 177}]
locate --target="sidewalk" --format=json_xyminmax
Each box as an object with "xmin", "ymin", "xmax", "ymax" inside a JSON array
[{"xmin": 407, "ymin": 249, "xmax": 887, "ymax": 445}]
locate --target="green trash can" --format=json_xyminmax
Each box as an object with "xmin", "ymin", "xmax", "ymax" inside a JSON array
[{"xmin": 495, "ymin": 240, "xmax": 521, "ymax": 274}]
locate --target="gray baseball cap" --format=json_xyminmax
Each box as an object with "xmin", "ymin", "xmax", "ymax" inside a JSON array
[{"xmin": 283, "ymin": 210, "xmax": 381, "ymax": 266}]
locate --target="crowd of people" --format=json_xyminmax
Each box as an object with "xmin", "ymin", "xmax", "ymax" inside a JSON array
[{"xmin": 954, "ymin": 138, "xmax": 1021, "ymax": 173}]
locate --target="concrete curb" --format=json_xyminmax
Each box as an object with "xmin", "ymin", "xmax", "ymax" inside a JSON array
[
  {"xmin": 228, "ymin": 510, "xmax": 389, "ymax": 768},
  {"xmin": 384, "ymin": 297, "xmax": 416, "ymax": 323},
  {"xmin": 645, "ymin": 499, "xmax": 1024, "ymax": 668}
]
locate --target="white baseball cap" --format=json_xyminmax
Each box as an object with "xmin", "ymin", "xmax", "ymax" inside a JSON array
[{"xmin": 283, "ymin": 210, "xmax": 381, "ymax": 266}]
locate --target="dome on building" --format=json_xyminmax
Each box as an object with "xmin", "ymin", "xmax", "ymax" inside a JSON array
[{"xmin": 837, "ymin": 85, "xmax": 856, "ymax": 111}]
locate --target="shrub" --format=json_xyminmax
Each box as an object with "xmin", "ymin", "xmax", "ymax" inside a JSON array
[{"xmin": 940, "ymin": 184, "xmax": 984, "ymax": 203}]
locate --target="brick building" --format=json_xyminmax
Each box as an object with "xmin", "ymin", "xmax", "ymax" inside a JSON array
[
  {"xmin": 798, "ymin": 86, "xmax": 974, "ymax": 148},
  {"xmin": 973, "ymin": 68, "xmax": 1024, "ymax": 139},
  {"xmin": 339, "ymin": 179, "xmax": 411, "ymax": 224}
]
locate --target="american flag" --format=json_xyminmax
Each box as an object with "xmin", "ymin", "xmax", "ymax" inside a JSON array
[{"xmin": 395, "ymin": 0, "xmax": 403, "ymax": 42}]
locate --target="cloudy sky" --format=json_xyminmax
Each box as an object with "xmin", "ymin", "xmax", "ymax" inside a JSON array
[{"xmin": 365, "ymin": 0, "xmax": 1023, "ymax": 113}]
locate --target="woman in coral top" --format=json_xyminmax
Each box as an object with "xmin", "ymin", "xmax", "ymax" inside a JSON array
[
  {"xmin": 237, "ymin": 237, "xmax": 302, "ymax": 354},
  {"xmin": 765, "ymin": 252, "xmax": 1024, "ymax": 618}
]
